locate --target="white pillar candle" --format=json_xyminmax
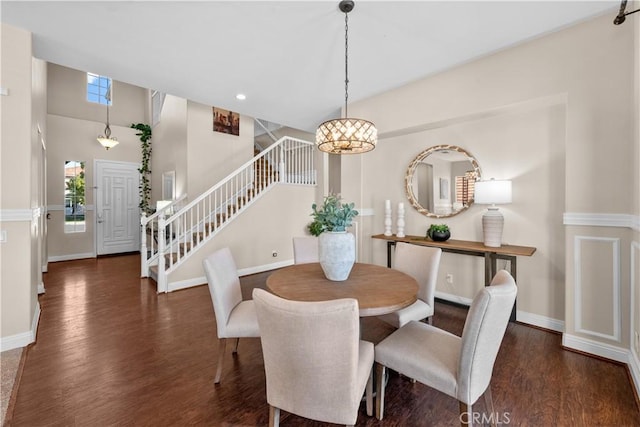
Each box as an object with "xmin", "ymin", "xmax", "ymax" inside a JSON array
[
  {"xmin": 384, "ymin": 200, "xmax": 392, "ymax": 236},
  {"xmin": 396, "ymin": 202, "xmax": 405, "ymax": 238}
]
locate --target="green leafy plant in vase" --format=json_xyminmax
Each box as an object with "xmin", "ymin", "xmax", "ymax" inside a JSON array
[
  {"xmin": 427, "ymin": 224, "xmax": 451, "ymax": 242},
  {"xmin": 308, "ymin": 194, "xmax": 359, "ymax": 236}
]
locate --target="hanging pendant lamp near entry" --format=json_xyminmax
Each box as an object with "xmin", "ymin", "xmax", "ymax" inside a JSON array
[
  {"xmin": 97, "ymin": 87, "xmax": 119, "ymax": 150},
  {"xmin": 316, "ymin": 0, "xmax": 377, "ymax": 154}
]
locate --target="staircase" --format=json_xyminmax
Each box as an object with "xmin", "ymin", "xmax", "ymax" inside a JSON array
[{"xmin": 141, "ymin": 136, "xmax": 316, "ymax": 292}]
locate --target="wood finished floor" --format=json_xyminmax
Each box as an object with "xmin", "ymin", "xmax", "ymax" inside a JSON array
[{"xmin": 7, "ymin": 254, "xmax": 640, "ymax": 426}]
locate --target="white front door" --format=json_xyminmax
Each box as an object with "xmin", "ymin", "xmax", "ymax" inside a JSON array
[{"xmin": 95, "ymin": 160, "xmax": 140, "ymax": 255}]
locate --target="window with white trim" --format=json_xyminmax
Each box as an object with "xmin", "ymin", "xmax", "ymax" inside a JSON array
[
  {"xmin": 65, "ymin": 160, "xmax": 86, "ymax": 233},
  {"xmin": 87, "ymin": 73, "xmax": 112, "ymax": 105}
]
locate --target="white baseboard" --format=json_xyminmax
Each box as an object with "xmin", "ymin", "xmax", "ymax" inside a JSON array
[
  {"xmin": 48, "ymin": 252, "xmax": 95, "ymax": 263},
  {"xmin": 167, "ymin": 276, "xmax": 206, "ymax": 292},
  {"xmin": 517, "ymin": 310, "xmax": 564, "ymax": 333},
  {"xmin": 38, "ymin": 281, "xmax": 45, "ymax": 294},
  {"xmin": 629, "ymin": 348, "xmax": 640, "ymax": 399},
  {"xmin": 166, "ymin": 259, "xmax": 295, "ymax": 293},
  {"xmin": 435, "ymin": 291, "xmax": 472, "ymax": 306},
  {"xmin": 436, "ymin": 292, "xmax": 565, "ymax": 332},
  {"xmin": 562, "ymin": 333, "xmax": 629, "ymax": 363},
  {"xmin": 1, "ymin": 302, "xmax": 40, "ymax": 352},
  {"xmin": 238, "ymin": 259, "xmax": 294, "ymax": 276}
]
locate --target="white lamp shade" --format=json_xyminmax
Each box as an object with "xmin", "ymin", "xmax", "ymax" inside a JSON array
[
  {"xmin": 475, "ymin": 179, "xmax": 512, "ymax": 205},
  {"xmin": 97, "ymin": 136, "xmax": 119, "ymax": 150}
]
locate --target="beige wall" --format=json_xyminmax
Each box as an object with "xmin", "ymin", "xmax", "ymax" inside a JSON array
[
  {"xmin": 33, "ymin": 59, "xmax": 48, "ymax": 275},
  {"xmin": 153, "ymin": 97, "xmax": 322, "ymax": 287},
  {"xmin": 633, "ymin": 3, "xmax": 640, "ymax": 365},
  {"xmin": 344, "ymin": 13, "xmax": 638, "ymax": 357},
  {"xmin": 185, "ymin": 101, "xmax": 255, "ymax": 198},
  {"xmin": 48, "ymin": 63, "xmax": 147, "ymax": 127},
  {"xmin": 3, "ymin": 10, "xmax": 638, "ymax": 370},
  {"xmin": 0, "ymin": 24, "xmax": 40, "ymax": 345},
  {"xmin": 168, "ymin": 184, "xmax": 317, "ymax": 286},
  {"xmin": 150, "ymin": 94, "xmax": 188, "ymax": 203},
  {"xmin": 46, "ymin": 115, "xmax": 142, "ymax": 259},
  {"xmin": 45, "ymin": 64, "xmax": 148, "ymax": 260}
]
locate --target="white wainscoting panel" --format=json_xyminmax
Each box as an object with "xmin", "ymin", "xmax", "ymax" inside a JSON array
[{"xmin": 574, "ymin": 235, "xmax": 621, "ymax": 342}]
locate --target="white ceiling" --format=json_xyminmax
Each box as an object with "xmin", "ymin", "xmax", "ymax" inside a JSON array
[{"xmin": 1, "ymin": 1, "xmax": 618, "ymax": 133}]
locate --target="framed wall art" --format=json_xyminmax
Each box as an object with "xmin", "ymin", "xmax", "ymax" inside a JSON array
[{"xmin": 213, "ymin": 107, "xmax": 240, "ymax": 136}]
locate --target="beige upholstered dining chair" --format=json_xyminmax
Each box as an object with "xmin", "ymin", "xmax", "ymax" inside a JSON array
[
  {"xmin": 202, "ymin": 247, "xmax": 260, "ymax": 384},
  {"xmin": 252, "ymin": 288, "xmax": 374, "ymax": 427},
  {"xmin": 374, "ymin": 270, "xmax": 517, "ymax": 426},
  {"xmin": 377, "ymin": 242, "xmax": 442, "ymax": 328},
  {"xmin": 292, "ymin": 236, "xmax": 319, "ymax": 264}
]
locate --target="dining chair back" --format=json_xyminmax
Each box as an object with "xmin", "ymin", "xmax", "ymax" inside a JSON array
[
  {"xmin": 378, "ymin": 242, "xmax": 442, "ymax": 327},
  {"xmin": 292, "ymin": 236, "xmax": 319, "ymax": 264},
  {"xmin": 253, "ymin": 288, "xmax": 373, "ymax": 427},
  {"xmin": 202, "ymin": 247, "xmax": 260, "ymax": 384},
  {"xmin": 374, "ymin": 270, "xmax": 517, "ymax": 426},
  {"xmin": 457, "ymin": 270, "xmax": 516, "ymax": 406}
]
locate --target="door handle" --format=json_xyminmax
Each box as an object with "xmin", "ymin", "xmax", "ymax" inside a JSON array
[{"xmin": 97, "ymin": 213, "xmax": 104, "ymax": 224}]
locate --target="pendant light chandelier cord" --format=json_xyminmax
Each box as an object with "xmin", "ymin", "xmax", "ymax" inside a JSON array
[
  {"xmin": 104, "ymin": 104, "xmax": 112, "ymax": 138},
  {"xmin": 344, "ymin": 10, "xmax": 349, "ymax": 118}
]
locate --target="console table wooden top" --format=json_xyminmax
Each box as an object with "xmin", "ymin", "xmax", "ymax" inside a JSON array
[
  {"xmin": 372, "ymin": 234, "xmax": 536, "ymax": 322},
  {"xmin": 371, "ymin": 234, "xmax": 536, "ymax": 257}
]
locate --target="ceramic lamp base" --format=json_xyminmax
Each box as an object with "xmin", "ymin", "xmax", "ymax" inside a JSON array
[{"xmin": 482, "ymin": 207, "xmax": 504, "ymax": 247}]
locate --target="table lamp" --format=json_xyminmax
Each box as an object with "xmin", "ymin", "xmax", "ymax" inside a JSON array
[{"xmin": 474, "ymin": 179, "xmax": 512, "ymax": 247}]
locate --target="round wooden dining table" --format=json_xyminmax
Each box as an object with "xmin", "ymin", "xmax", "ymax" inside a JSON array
[{"xmin": 266, "ymin": 262, "xmax": 418, "ymax": 317}]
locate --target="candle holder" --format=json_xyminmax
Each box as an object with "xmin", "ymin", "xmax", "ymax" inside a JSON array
[
  {"xmin": 396, "ymin": 202, "xmax": 405, "ymax": 238},
  {"xmin": 384, "ymin": 200, "xmax": 392, "ymax": 236}
]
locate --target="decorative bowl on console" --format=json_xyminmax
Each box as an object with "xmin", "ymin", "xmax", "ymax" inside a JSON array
[{"xmin": 427, "ymin": 224, "xmax": 451, "ymax": 242}]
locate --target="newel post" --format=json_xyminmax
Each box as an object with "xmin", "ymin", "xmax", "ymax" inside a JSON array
[
  {"xmin": 140, "ymin": 212, "xmax": 148, "ymax": 277},
  {"xmin": 157, "ymin": 216, "xmax": 167, "ymax": 293}
]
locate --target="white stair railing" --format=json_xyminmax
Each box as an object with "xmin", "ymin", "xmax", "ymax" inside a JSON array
[
  {"xmin": 140, "ymin": 194, "xmax": 187, "ymax": 277},
  {"xmin": 146, "ymin": 136, "xmax": 316, "ymax": 293}
]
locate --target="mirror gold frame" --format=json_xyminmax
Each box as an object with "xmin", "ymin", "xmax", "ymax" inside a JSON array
[{"xmin": 405, "ymin": 144, "xmax": 481, "ymax": 218}]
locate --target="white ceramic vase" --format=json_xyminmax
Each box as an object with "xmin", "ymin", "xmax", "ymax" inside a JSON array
[{"xmin": 318, "ymin": 231, "xmax": 355, "ymax": 281}]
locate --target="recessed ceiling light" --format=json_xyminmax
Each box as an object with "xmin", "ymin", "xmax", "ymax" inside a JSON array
[{"xmin": 236, "ymin": 93, "xmax": 246, "ymax": 100}]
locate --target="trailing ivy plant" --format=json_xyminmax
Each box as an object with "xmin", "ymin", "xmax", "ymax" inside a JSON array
[{"xmin": 131, "ymin": 123, "xmax": 153, "ymax": 214}]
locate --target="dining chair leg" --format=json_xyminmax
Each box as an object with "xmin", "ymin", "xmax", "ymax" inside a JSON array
[
  {"xmin": 427, "ymin": 316, "xmax": 433, "ymax": 325},
  {"xmin": 375, "ymin": 363, "xmax": 386, "ymax": 420},
  {"xmin": 214, "ymin": 338, "xmax": 227, "ymax": 384},
  {"xmin": 459, "ymin": 401, "xmax": 473, "ymax": 426},
  {"xmin": 365, "ymin": 368, "xmax": 373, "ymax": 416},
  {"xmin": 232, "ymin": 337, "xmax": 240, "ymax": 353},
  {"xmin": 483, "ymin": 385, "xmax": 496, "ymax": 427},
  {"xmin": 269, "ymin": 405, "xmax": 280, "ymax": 427}
]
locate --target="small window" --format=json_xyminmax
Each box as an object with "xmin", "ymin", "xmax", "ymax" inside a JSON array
[
  {"xmin": 65, "ymin": 161, "xmax": 86, "ymax": 233},
  {"xmin": 87, "ymin": 73, "xmax": 112, "ymax": 105}
]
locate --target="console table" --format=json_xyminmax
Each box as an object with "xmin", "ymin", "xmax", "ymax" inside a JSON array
[{"xmin": 371, "ymin": 234, "xmax": 536, "ymax": 321}]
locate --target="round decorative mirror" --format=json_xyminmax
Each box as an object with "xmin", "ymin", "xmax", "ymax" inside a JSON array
[{"xmin": 405, "ymin": 145, "xmax": 481, "ymax": 218}]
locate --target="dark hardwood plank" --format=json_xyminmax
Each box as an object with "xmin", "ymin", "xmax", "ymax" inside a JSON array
[{"xmin": 7, "ymin": 254, "xmax": 639, "ymax": 426}]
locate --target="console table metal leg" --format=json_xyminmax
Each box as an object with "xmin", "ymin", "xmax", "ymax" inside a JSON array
[
  {"xmin": 484, "ymin": 253, "xmax": 493, "ymax": 286},
  {"xmin": 386, "ymin": 242, "xmax": 394, "ymax": 268},
  {"xmin": 509, "ymin": 257, "xmax": 517, "ymax": 322},
  {"xmin": 487, "ymin": 253, "xmax": 517, "ymax": 322}
]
